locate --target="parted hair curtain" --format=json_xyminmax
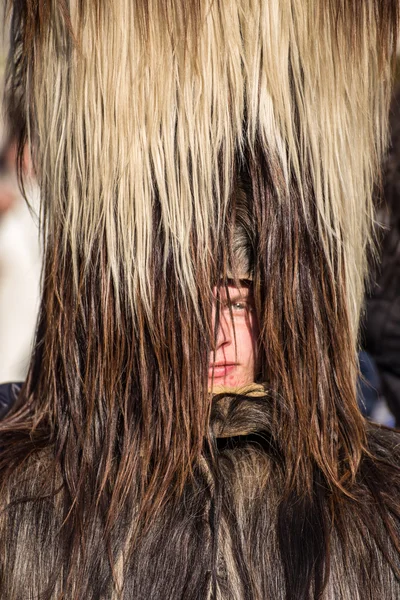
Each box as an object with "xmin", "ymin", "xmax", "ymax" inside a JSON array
[{"xmin": 1, "ymin": 1, "xmax": 400, "ymax": 599}]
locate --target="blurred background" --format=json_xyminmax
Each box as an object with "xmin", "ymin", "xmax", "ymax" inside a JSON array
[
  {"xmin": 0, "ymin": 15, "xmax": 41, "ymax": 383},
  {"xmin": 0, "ymin": 13, "xmax": 399, "ymax": 427},
  {"xmin": 359, "ymin": 61, "xmax": 400, "ymax": 429}
]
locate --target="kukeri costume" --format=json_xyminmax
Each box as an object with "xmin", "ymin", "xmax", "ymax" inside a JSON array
[{"xmin": 1, "ymin": 1, "xmax": 400, "ymax": 598}]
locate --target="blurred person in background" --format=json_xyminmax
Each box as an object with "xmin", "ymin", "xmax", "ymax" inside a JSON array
[
  {"xmin": 361, "ymin": 79, "xmax": 400, "ymax": 427},
  {"xmin": 0, "ymin": 128, "xmax": 41, "ymax": 382},
  {"xmin": 0, "ymin": 24, "xmax": 41, "ymax": 383}
]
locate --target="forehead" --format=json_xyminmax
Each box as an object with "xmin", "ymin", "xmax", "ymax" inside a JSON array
[{"xmin": 213, "ymin": 279, "xmax": 252, "ymax": 299}]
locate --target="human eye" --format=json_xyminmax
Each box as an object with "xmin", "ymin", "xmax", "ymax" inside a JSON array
[
  {"xmin": 231, "ymin": 301, "xmax": 247, "ymax": 311},
  {"xmin": 227, "ymin": 298, "xmax": 254, "ymax": 315}
]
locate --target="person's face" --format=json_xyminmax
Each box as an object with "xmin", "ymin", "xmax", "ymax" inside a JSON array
[{"xmin": 209, "ymin": 281, "xmax": 258, "ymax": 391}]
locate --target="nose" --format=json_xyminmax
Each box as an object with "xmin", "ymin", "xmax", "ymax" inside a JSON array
[{"xmin": 215, "ymin": 311, "xmax": 232, "ymax": 350}]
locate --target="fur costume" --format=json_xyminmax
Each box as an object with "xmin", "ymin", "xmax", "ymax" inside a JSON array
[{"xmin": 0, "ymin": 1, "xmax": 399, "ymax": 598}]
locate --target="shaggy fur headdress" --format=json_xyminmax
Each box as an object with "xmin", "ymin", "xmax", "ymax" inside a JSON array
[{"xmin": 0, "ymin": 1, "xmax": 399, "ymax": 599}]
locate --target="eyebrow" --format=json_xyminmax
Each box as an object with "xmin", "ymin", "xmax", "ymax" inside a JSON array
[
  {"xmin": 213, "ymin": 279, "xmax": 253, "ymax": 303},
  {"xmin": 218, "ymin": 288, "xmax": 252, "ymax": 305},
  {"xmin": 226, "ymin": 278, "xmax": 252, "ymax": 288}
]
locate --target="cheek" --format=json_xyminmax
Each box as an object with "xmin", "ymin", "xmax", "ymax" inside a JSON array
[{"xmin": 235, "ymin": 322, "xmax": 256, "ymax": 365}]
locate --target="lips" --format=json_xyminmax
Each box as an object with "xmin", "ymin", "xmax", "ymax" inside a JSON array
[{"xmin": 208, "ymin": 363, "xmax": 237, "ymax": 379}]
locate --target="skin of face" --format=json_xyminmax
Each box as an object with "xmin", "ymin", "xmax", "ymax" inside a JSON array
[{"xmin": 209, "ymin": 281, "xmax": 259, "ymax": 391}]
